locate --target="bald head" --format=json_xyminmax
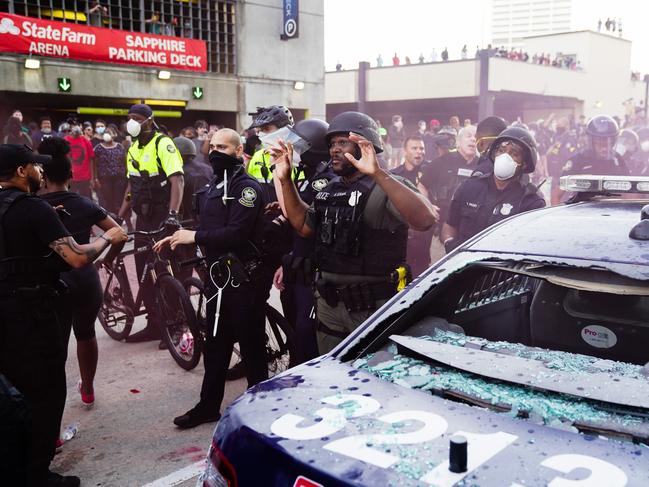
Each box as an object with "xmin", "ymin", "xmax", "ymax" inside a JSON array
[{"xmin": 209, "ymin": 128, "xmax": 244, "ymax": 158}]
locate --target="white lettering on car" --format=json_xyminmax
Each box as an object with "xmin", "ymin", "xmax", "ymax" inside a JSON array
[{"xmin": 270, "ymin": 394, "xmax": 628, "ymax": 485}]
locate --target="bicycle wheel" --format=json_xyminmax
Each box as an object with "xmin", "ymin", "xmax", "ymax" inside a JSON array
[
  {"xmin": 263, "ymin": 304, "xmax": 297, "ymax": 376},
  {"xmin": 156, "ymin": 274, "xmax": 203, "ymax": 371},
  {"xmin": 96, "ymin": 263, "xmax": 134, "ymax": 341},
  {"xmin": 183, "ymin": 277, "xmax": 207, "ymax": 335}
]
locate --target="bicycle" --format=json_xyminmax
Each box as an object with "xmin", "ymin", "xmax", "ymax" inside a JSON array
[
  {"xmin": 96, "ymin": 225, "xmax": 202, "ymax": 370},
  {"xmin": 181, "ymin": 253, "xmax": 297, "ymax": 376}
]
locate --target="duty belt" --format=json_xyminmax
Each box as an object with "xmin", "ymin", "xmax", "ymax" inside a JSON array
[{"xmin": 315, "ymin": 278, "xmax": 396, "ymax": 313}]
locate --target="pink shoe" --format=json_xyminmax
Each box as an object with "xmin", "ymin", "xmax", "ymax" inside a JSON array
[
  {"xmin": 77, "ymin": 380, "xmax": 95, "ymax": 409},
  {"xmin": 55, "ymin": 438, "xmax": 64, "ymax": 454}
]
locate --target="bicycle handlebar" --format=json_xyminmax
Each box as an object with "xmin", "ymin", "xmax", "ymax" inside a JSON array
[
  {"xmin": 126, "ymin": 219, "xmax": 195, "ymax": 238},
  {"xmin": 179, "ymin": 256, "xmax": 206, "ymax": 268}
]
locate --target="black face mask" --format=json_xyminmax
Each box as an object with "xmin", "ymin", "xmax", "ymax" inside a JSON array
[{"xmin": 209, "ymin": 150, "xmax": 241, "ymax": 175}]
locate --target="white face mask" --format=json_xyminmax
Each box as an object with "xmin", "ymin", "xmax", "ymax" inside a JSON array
[
  {"xmin": 641, "ymin": 141, "xmax": 649, "ymax": 152},
  {"xmin": 614, "ymin": 142, "xmax": 627, "ymax": 157},
  {"xmin": 96, "ymin": 126, "xmax": 105, "ymax": 134},
  {"xmin": 126, "ymin": 117, "xmax": 150, "ymax": 137},
  {"xmin": 103, "ymin": 133, "xmax": 113, "ymax": 142},
  {"xmin": 493, "ymin": 152, "xmax": 519, "ymax": 181}
]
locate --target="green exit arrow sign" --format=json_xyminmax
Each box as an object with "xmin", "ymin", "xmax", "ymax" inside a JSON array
[
  {"xmin": 58, "ymin": 77, "xmax": 71, "ymax": 93},
  {"xmin": 192, "ymin": 86, "xmax": 203, "ymax": 99}
]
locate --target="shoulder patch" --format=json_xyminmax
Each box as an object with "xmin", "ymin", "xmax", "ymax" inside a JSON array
[
  {"xmin": 311, "ymin": 178, "xmax": 329, "ymax": 191},
  {"xmin": 238, "ymin": 187, "xmax": 257, "ymax": 208},
  {"xmin": 166, "ymin": 144, "xmax": 176, "ymax": 154}
]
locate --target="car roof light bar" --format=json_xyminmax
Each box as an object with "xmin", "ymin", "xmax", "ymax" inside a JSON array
[{"xmin": 560, "ymin": 175, "xmax": 649, "ymax": 194}]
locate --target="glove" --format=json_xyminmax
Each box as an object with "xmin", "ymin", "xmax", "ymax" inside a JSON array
[{"xmin": 162, "ymin": 211, "xmax": 180, "ymax": 230}]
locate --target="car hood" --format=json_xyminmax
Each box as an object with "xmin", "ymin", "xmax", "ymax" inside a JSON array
[{"xmin": 215, "ymin": 357, "xmax": 648, "ymax": 487}]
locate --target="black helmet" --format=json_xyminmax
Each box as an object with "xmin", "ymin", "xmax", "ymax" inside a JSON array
[
  {"xmin": 292, "ymin": 118, "xmax": 329, "ymax": 165},
  {"xmin": 248, "ymin": 105, "xmax": 294, "ymax": 130},
  {"xmin": 488, "ymin": 126, "xmax": 538, "ymax": 173},
  {"xmin": 326, "ymin": 111, "xmax": 383, "ymax": 153},
  {"xmin": 586, "ymin": 115, "xmax": 619, "ymax": 138}
]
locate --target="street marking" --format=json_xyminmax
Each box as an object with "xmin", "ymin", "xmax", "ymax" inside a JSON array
[{"xmin": 141, "ymin": 460, "xmax": 206, "ymax": 487}]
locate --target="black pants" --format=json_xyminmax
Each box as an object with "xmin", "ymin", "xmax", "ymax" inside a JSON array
[
  {"xmin": 134, "ymin": 207, "xmax": 168, "ymax": 324},
  {"xmin": 98, "ymin": 175, "xmax": 127, "ymax": 216},
  {"xmin": 198, "ymin": 272, "xmax": 270, "ymax": 414},
  {"xmin": 0, "ymin": 294, "xmax": 67, "ymax": 487},
  {"xmin": 59, "ymin": 265, "xmax": 103, "ymax": 345},
  {"xmin": 281, "ymin": 281, "xmax": 318, "ymax": 364}
]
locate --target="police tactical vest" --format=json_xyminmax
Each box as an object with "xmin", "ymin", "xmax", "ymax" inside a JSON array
[
  {"xmin": 128, "ymin": 134, "xmax": 171, "ymax": 213},
  {"xmin": 314, "ymin": 176, "xmax": 408, "ymax": 277}
]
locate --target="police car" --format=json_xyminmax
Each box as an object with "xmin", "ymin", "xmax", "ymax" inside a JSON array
[{"xmin": 199, "ymin": 175, "xmax": 649, "ymax": 486}]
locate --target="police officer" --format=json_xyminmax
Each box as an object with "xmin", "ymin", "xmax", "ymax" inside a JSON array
[
  {"xmin": 0, "ymin": 144, "xmax": 126, "ymax": 486},
  {"xmin": 546, "ymin": 116, "xmax": 578, "ymax": 204},
  {"xmin": 246, "ymin": 105, "xmax": 297, "ymax": 201},
  {"xmin": 272, "ymin": 119, "xmax": 335, "ymax": 363},
  {"xmin": 562, "ymin": 115, "xmax": 630, "ymax": 178},
  {"xmin": 272, "ymin": 112, "xmax": 438, "ymax": 352},
  {"xmin": 420, "ymin": 125, "xmax": 477, "ymax": 232},
  {"xmin": 118, "ymin": 104, "xmax": 184, "ymax": 342},
  {"xmin": 172, "ymin": 135, "xmax": 213, "ymax": 221},
  {"xmin": 631, "ymin": 127, "xmax": 649, "ymax": 176},
  {"xmin": 441, "ymin": 127, "xmax": 546, "ymax": 251},
  {"xmin": 391, "ymin": 135, "xmax": 434, "ymax": 277},
  {"xmin": 471, "ymin": 116, "xmax": 508, "ymax": 176},
  {"xmin": 154, "ymin": 129, "xmax": 268, "ymax": 428}
]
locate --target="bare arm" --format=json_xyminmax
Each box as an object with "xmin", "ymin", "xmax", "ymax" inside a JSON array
[
  {"xmin": 346, "ymin": 133, "xmax": 439, "ymax": 231},
  {"xmin": 168, "ymin": 174, "xmax": 184, "ymax": 213},
  {"xmin": 49, "ymin": 236, "xmax": 109, "ymax": 269},
  {"xmin": 96, "ymin": 215, "xmax": 126, "ymax": 264},
  {"xmin": 270, "ymin": 142, "xmax": 313, "ymax": 238}
]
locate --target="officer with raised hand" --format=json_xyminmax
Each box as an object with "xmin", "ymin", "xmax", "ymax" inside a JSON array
[
  {"xmin": 118, "ymin": 104, "xmax": 184, "ymax": 343},
  {"xmin": 271, "ymin": 118, "xmax": 335, "ymax": 363},
  {"xmin": 153, "ymin": 128, "xmax": 268, "ymax": 429},
  {"xmin": 441, "ymin": 126, "xmax": 546, "ymax": 252},
  {"xmin": 0, "ymin": 144, "xmax": 126, "ymax": 487},
  {"xmin": 246, "ymin": 105, "xmax": 297, "ymax": 201},
  {"xmin": 272, "ymin": 111, "xmax": 438, "ymax": 353}
]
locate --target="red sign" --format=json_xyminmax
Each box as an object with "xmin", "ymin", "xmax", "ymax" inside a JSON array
[
  {"xmin": 293, "ymin": 476, "xmax": 323, "ymax": 487},
  {"xmin": 0, "ymin": 13, "xmax": 207, "ymax": 72}
]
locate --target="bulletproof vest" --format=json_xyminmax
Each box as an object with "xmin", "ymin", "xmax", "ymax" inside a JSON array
[
  {"xmin": 314, "ymin": 176, "xmax": 408, "ymax": 277},
  {"xmin": 129, "ymin": 134, "xmax": 171, "ymax": 214},
  {"xmin": 0, "ymin": 189, "xmax": 58, "ymax": 289}
]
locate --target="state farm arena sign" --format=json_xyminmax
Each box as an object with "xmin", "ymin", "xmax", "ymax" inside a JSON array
[{"xmin": 0, "ymin": 14, "xmax": 206, "ymax": 72}]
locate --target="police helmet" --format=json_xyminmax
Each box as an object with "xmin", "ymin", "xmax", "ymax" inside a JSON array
[
  {"xmin": 248, "ymin": 105, "xmax": 294, "ymax": 130},
  {"xmin": 586, "ymin": 115, "xmax": 619, "ymax": 138},
  {"xmin": 617, "ymin": 129, "xmax": 639, "ymax": 154},
  {"xmin": 488, "ymin": 126, "xmax": 538, "ymax": 173},
  {"xmin": 636, "ymin": 127, "xmax": 649, "ymax": 142},
  {"xmin": 326, "ymin": 111, "xmax": 383, "ymax": 153},
  {"xmin": 172, "ymin": 136, "xmax": 197, "ymax": 158},
  {"xmin": 292, "ymin": 118, "xmax": 330, "ymax": 163}
]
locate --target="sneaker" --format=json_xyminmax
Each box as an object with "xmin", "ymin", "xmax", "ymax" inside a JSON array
[
  {"xmin": 173, "ymin": 405, "xmax": 221, "ymax": 429},
  {"xmin": 45, "ymin": 470, "xmax": 80, "ymax": 487},
  {"xmin": 77, "ymin": 380, "xmax": 94, "ymax": 409},
  {"xmin": 125, "ymin": 325, "xmax": 160, "ymax": 343},
  {"xmin": 158, "ymin": 339, "xmax": 168, "ymax": 350},
  {"xmin": 55, "ymin": 438, "xmax": 64, "ymax": 454}
]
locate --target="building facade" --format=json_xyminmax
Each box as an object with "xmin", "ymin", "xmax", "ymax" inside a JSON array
[{"xmin": 0, "ymin": 0, "xmax": 324, "ymax": 131}]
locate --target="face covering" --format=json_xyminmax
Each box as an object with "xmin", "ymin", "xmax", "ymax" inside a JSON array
[
  {"xmin": 614, "ymin": 142, "xmax": 627, "ymax": 157},
  {"xmin": 96, "ymin": 126, "xmax": 106, "ymax": 135},
  {"xmin": 493, "ymin": 152, "xmax": 519, "ymax": 181},
  {"xmin": 209, "ymin": 150, "xmax": 241, "ymax": 174},
  {"xmin": 126, "ymin": 117, "xmax": 150, "ymax": 137},
  {"xmin": 103, "ymin": 133, "xmax": 113, "ymax": 143},
  {"xmin": 41, "ymin": 128, "xmax": 51, "ymax": 134},
  {"xmin": 641, "ymin": 141, "xmax": 649, "ymax": 152}
]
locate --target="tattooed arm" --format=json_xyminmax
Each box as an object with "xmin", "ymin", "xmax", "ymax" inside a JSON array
[{"xmin": 49, "ymin": 227, "xmax": 127, "ymax": 269}]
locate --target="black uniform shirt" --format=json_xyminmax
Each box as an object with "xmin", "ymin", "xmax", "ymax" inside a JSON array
[
  {"xmin": 391, "ymin": 162, "xmax": 425, "ymax": 186},
  {"xmin": 181, "ymin": 159, "xmax": 214, "ymax": 220},
  {"xmin": 447, "ymin": 174, "xmax": 546, "ymax": 244},
  {"xmin": 562, "ymin": 150, "xmax": 630, "ymax": 177},
  {"xmin": 0, "ymin": 189, "xmax": 70, "ymax": 259},
  {"xmin": 194, "ymin": 165, "xmax": 263, "ymax": 263},
  {"xmin": 41, "ymin": 191, "xmax": 107, "ymax": 244}
]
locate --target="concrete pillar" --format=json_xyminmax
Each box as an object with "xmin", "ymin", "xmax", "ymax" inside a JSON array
[
  {"xmin": 478, "ymin": 49, "xmax": 494, "ymax": 121},
  {"xmin": 357, "ymin": 61, "xmax": 370, "ymax": 114}
]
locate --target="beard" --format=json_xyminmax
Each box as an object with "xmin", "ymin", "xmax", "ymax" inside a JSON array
[{"xmin": 27, "ymin": 173, "xmax": 42, "ymax": 193}]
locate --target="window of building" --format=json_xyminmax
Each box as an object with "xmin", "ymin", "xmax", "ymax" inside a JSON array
[{"xmin": 2, "ymin": 0, "xmax": 236, "ymax": 73}]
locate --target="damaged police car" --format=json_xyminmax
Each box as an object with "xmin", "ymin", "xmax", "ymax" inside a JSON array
[{"xmin": 199, "ymin": 175, "xmax": 649, "ymax": 486}]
